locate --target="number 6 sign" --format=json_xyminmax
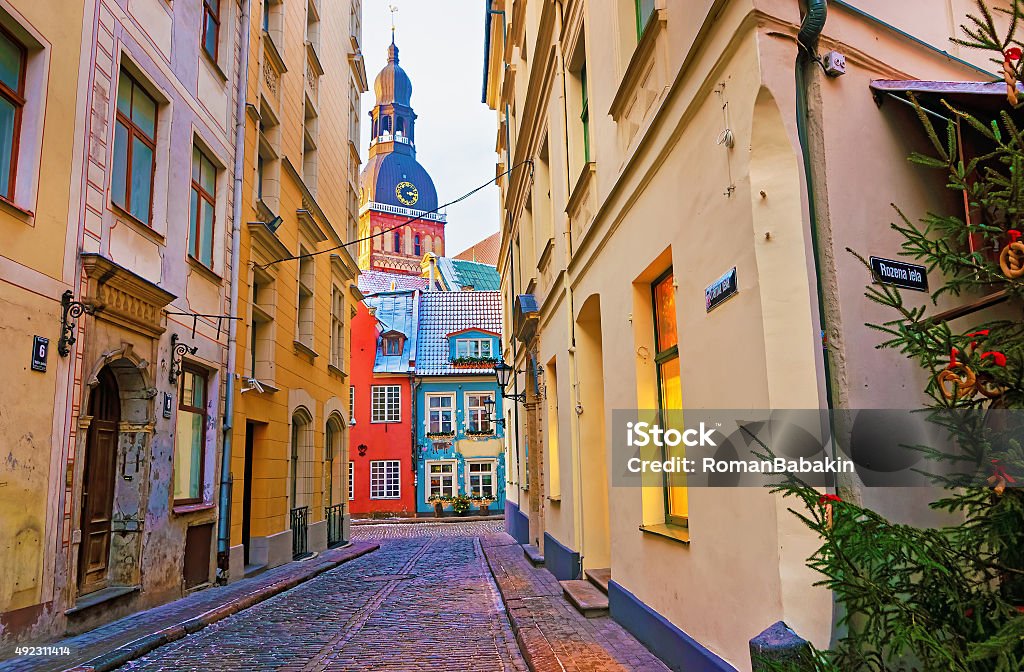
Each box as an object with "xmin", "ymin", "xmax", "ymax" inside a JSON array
[{"xmin": 31, "ymin": 336, "xmax": 48, "ymax": 372}]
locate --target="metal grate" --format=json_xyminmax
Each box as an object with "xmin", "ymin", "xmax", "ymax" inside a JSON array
[
  {"xmin": 291, "ymin": 506, "xmax": 309, "ymax": 558},
  {"xmin": 326, "ymin": 503, "xmax": 344, "ymax": 547}
]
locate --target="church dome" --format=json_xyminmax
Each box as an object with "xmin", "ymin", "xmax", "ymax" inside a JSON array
[
  {"xmin": 360, "ymin": 151, "xmax": 439, "ymax": 213},
  {"xmin": 373, "ymin": 42, "xmax": 412, "ymax": 107}
]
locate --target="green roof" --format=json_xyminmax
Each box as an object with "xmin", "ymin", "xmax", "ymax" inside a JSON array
[{"xmin": 450, "ymin": 259, "xmax": 500, "ymax": 291}]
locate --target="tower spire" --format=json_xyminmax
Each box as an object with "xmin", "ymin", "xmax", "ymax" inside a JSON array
[{"xmin": 388, "ymin": 4, "xmax": 398, "ymax": 44}]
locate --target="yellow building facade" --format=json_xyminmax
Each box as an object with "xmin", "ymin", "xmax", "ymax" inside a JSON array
[
  {"xmin": 0, "ymin": 0, "xmax": 87, "ymax": 647},
  {"xmin": 226, "ymin": 0, "xmax": 366, "ymax": 578},
  {"xmin": 486, "ymin": 0, "xmax": 1003, "ymax": 669}
]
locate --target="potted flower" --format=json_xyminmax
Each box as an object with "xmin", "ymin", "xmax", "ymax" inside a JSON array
[
  {"xmin": 450, "ymin": 494, "xmax": 472, "ymax": 516},
  {"xmin": 428, "ymin": 494, "xmax": 446, "ymax": 517},
  {"xmin": 476, "ymin": 495, "xmax": 493, "ymax": 514},
  {"xmin": 426, "ymin": 431, "xmax": 456, "ymax": 441}
]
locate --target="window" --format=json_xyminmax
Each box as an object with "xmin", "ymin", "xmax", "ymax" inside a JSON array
[
  {"xmin": 174, "ymin": 366, "xmax": 207, "ymax": 503},
  {"xmin": 348, "ymin": 461, "xmax": 354, "ymax": 500},
  {"xmin": 325, "ymin": 417, "xmax": 342, "ymax": 506},
  {"xmin": 349, "ymin": 385, "xmax": 355, "ymax": 422},
  {"xmin": 370, "ymin": 460, "xmax": 401, "ymax": 499},
  {"xmin": 653, "ymin": 269, "xmax": 686, "ymax": 525},
  {"xmin": 635, "ymin": 0, "xmax": 655, "ymax": 39},
  {"xmin": 546, "ymin": 358, "xmax": 561, "ymax": 498},
  {"xmin": 456, "ymin": 338, "xmax": 493, "ymax": 359},
  {"xmin": 331, "ymin": 286, "xmax": 345, "ymax": 369},
  {"xmin": 371, "ymin": 385, "xmax": 401, "ymax": 423},
  {"xmin": 257, "ymin": 154, "xmax": 264, "ymax": 200},
  {"xmin": 467, "ymin": 461, "xmax": 495, "ymax": 499},
  {"xmin": 190, "ymin": 145, "xmax": 217, "ymax": 268},
  {"xmin": 414, "ymin": 233, "xmax": 421, "ymax": 256},
  {"xmin": 0, "ymin": 28, "xmax": 25, "ymax": 202},
  {"xmin": 113, "ymin": 70, "xmax": 158, "ymax": 224},
  {"xmin": 202, "ymin": 0, "xmax": 220, "ymax": 61},
  {"xmin": 427, "ymin": 394, "xmax": 454, "ymax": 434},
  {"xmin": 290, "ymin": 409, "xmax": 314, "ymax": 509},
  {"xmin": 302, "ymin": 101, "xmax": 318, "ymax": 193},
  {"xmin": 296, "ymin": 251, "xmax": 314, "ymax": 349},
  {"xmin": 250, "ymin": 270, "xmax": 274, "ymax": 380},
  {"xmin": 427, "ymin": 462, "xmax": 456, "ymax": 500},
  {"xmin": 383, "ymin": 334, "xmax": 402, "ymax": 356},
  {"xmin": 393, "ymin": 229, "xmax": 402, "ymax": 253},
  {"xmin": 466, "ymin": 392, "xmax": 494, "ymax": 434},
  {"xmin": 580, "ymin": 62, "xmax": 591, "ymax": 164}
]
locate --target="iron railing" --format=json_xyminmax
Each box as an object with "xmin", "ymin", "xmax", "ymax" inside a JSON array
[
  {"xmin": 325, "ymin": 503, "xmax": 344, "ymax": 547},
  {"xmin": 290, "ymin": 506, "xmax": 309, "ymax": 558}
]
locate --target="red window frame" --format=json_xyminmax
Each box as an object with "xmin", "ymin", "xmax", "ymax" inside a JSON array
[
  {"xmin": 190, "ymin": 146, "xmax": 216, "ymax": 268},
  {"xmin": 202, "ymin": 0, "xmax": 220, "ymax": 62},
  {"xmin": 0, "ymin": 26, "xmax": 26, "ymax": 203},
  {"xmin": 113, "ymin": 71, "xmax": 158, "ymax": 225}
]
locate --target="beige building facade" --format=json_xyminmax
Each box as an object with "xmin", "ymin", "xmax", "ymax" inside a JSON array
[
  {"xmin": 485, "ymin": 0, "xmax": 1004, "ymax": 669},
  {"xmin": 225, "ymin": 0, "xmax": 365, "ymax": 579}
]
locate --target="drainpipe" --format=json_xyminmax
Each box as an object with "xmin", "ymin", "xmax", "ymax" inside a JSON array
[
  {"xmin": 553, "ymin": 0, "xmax": 583, "ymax": 566},
  {"xmin": 217, "ymin": 0, "xmax": 252, "ymax": 576}
]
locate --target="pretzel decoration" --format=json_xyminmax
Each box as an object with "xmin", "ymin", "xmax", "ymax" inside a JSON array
[
  {"xmin": 999, "ymin": 230, "xmax": 1024, "ymax": 279},
  {"xmin": 1005, "ymin": 48, "xmax": 1022, "ymax": 105},
  {"xmin": 988, "ymin": 459, "xmax": 1017, "ymax": 496},
  {"xmin": 937, "ymin": 348, "xmax": 977, "ymax": 401}
]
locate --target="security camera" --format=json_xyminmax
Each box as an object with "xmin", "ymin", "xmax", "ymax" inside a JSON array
[{"xmin": 242, "ymin": 378, "xmax": 265, "ymax": 394}]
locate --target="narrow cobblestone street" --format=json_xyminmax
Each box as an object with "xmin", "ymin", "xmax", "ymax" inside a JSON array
[{"xmin": 114, "ymin": 521, "xmax": 526, "ymax": 671}]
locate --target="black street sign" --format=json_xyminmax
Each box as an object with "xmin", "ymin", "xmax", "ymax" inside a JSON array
[
  {"xmin": 31, "ymin": 336, "xmax": 48, "ymax": 372},
  {"xmin": 706, "ymin": 267, "xmax": 738, "ymax": 312},
  {"xmin": 870, "ymin": 256, "xmax": 929, "ymax": 292}
]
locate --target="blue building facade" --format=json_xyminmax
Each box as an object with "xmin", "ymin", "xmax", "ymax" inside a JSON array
[{"xmin": 413, "ymin": 292, "xmax": 506, "ymax": 516}]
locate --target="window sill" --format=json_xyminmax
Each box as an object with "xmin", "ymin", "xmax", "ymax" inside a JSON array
[
  {"xmin": 186, "ymin": 255, "xmax": 222, "ymax": 283},
  {"xmin": 200, "ymin": 48, "xmax": 228, "ymax": 83},
  {"xmin": 327, "ymin": 363, "xmax": 348, "ymax": 379},
  {"xmin": 547, "ymin": 495, "xmax": 561, "ymax": 503},
  {"xmin": 0, "ymin": 195, "xmax": 34, "ymax": 223},
  {"xmin": 293, "ymin": 340, "xmax": 319, "ymax": 359},
  {"xmin": 639, "ymin": 523, "xmax": 690, "ymax": 545},
  {"xmin": 173, "ymin": 502, "xmax": 216, "ymax": 515},
  {"xmin": 111, "ymin": 203, "xmax": 165, "ymax": 243}
]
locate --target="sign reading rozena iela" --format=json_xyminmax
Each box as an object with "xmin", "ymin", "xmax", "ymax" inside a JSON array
[
  {"xmin": 706, "ymin": 267, "xmax": 738, "ymax": 312},
  {"xmin": 870, "ymin": 256, "xmax": 928, "ymax": 292}
]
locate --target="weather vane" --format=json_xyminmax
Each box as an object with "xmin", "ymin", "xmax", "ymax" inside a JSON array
[{"xmin": 388, "ymin": 4, "xmax": 398, "ymax": 39}]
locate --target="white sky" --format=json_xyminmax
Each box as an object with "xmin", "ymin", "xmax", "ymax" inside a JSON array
[{"xmin": 360, "ymin": 0, "xmax": 499, "ymax": 257}]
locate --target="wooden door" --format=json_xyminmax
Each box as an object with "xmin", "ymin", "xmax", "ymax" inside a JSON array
[
  {"xmin": 78, "ymin": 367, "xmax": 119, "ymax": 595},
  {"xmin": 242, "ymin": 422, "xmax": 254, "ymax": 566}
]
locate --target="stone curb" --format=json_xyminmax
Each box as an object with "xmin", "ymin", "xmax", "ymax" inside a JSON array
[
  {"xmin": 351, "ymin": 514, "xmax": 505, "ymax": 525},
  {"xmin": 62, "ymin": 542, "xmax": 379, "ymax": 672},
  {"xmin": 481, "ymin": 543, "xmax": 562, "ymax": 672}
]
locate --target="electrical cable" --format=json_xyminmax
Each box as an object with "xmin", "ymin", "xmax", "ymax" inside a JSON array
[{"xmin": 255, "ymin": 158, "xmax": 534, "ymax": 270}]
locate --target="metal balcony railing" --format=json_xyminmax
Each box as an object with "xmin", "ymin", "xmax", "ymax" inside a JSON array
[
  {"xmin": 325, "ymin": 503, "xmax": 344, "ymax": 547},
  {"xmin": 290, "ymin": 506, "xmax": 309, "ymax": 559}
]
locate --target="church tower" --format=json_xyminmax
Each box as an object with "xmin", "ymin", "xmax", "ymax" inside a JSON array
[{"xmin": 358, "ymin": 38, "xmax": 445, "ymax": 274}]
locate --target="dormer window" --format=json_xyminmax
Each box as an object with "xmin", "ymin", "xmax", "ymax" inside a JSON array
[
  {"xmin": 383, "ymin": 334, "xmax": 403, "ymax": 356},
  {"xmin": 456, "ymin": 338, "xmax": 493, "ymax": 359}
]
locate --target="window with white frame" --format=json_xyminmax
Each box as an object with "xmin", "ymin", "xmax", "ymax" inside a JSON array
[
  {"xmin": 371, "ymin": 385, "xmax": 400, "ymax": 423},
  {"xmin": 427, "ymin": 394, "xmax": 454, "ymax": 434},
  {"xmin": 455, "ymin": 338, "xmax": 493, "ymax": 359},
  {"xmin": 349, "ymin": 385, "xmax": 355, "ymax": 422},
  {"xmin": 427, "ymin": 462, "xmax": 456, "ymax": 500},
  {"xmin": 348, "ymin": 461, "xmax": 354, "ymax": 500},
  {"xmin": 370, "ymin": 460, "xmax": 400, "ymax": 499},
  {"xmin": 466, "ymin": 392, "xmax": 494, "ymax": 434},
  {"xmin": 467, "ymin": 460, "xmax": 496, "ymax": 499},
  {"xmin": 330, "ymin": 286, "xmax": 345, "ymax": 370}
]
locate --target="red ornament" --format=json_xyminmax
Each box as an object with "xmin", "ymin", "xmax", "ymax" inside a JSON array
[
  {"xmin": 818, "ymin": 494, "xmax": 842, "ymax": 505},
  {"xmin": 1007, "ymin": 47, "xmax": 1023, "ymax": 61},
  {"xmin": 1010, "ymin": 229, "xmax": 1023, "ymax": 244},
  {"xmin": 981, "ymin": 351, "xmax": 1008, "ymax": 367}
]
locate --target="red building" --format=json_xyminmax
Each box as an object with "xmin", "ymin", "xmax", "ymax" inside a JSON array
[{"xmin": 348, "ymin": 286, "xmax": 422, "ymax": 516}]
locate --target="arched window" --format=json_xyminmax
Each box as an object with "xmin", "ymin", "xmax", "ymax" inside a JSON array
[
  {"xmin": 324, "ymin": 416, "xmax": 344, "ymax": 507},
  {"xmin": 396, "ymin": 117, "xmax": 406, "ymax": 138},
  {"xmin": 380, "ymin": 115, "xmax": 391, "ymax": 135},
  {"xmin": 414, "ymin": 233, "xmax": 421, "ymax": 256},
  {"xmin": 423, "ymin": 234, "xmax": 432, "ymax": 254},
  {"xmin": 373, "ymin": 226, "xmax": 382, "ymax": 250},
  {"xmin": 393, "ymin": 230, "xmax": 402, "ymax": 253},
  {"xmin": 289, "ymin": 408, "xmax": 314, "ymax": 510}
]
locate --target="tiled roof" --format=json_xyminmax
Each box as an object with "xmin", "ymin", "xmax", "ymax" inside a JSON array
[
  {"xmin": 366, "ymin": 291, "xmax": 418, "ymax": 374},
  {"xmin": 451, "ymin": 259, "xmax": 500, "ymax": 291},
  {"xmin": 452, "ymin": 231, "xmax": 501, "ymax": 265},
  {"xmin": 358, "ymin": 270, "xmax": 428, "ymax": 296},
  {"xmin": 415, "ymin": 291, "xmax": 503, "ymax": 375}
]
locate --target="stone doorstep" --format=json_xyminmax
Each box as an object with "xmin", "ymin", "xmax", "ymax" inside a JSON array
[
  {"xmin": 522, "ymin": 544, "xmax": 545, "ymax": 567},
  {"xmin": 585, "ymin": 568, "xmax": 611, "ymax": 595},
  {"xmin": 559, "ymin": 580, "xmax": 610, "ymax": 618},
  {"xmin": 60, "ymin": 542, "xmax": 380, "ymax": 672}
]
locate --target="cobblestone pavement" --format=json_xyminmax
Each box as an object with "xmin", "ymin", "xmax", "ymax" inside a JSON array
[{"xmin": 116, "ymin": 522, "xmax": 527, "ymax": 671}]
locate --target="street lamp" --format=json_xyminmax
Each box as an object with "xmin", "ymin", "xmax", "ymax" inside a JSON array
[
  {"xmin": 493, "ymin": 361, "xmax": 525, "ymax": 403},
  {"xmin": 482, "ymin": 396, "xmax": 505, "ymax": 428}
]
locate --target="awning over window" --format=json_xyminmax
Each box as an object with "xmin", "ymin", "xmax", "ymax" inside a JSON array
[{"xmin": 870, "ymin": 79, "xmax": 1024, "ymax": 114}]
